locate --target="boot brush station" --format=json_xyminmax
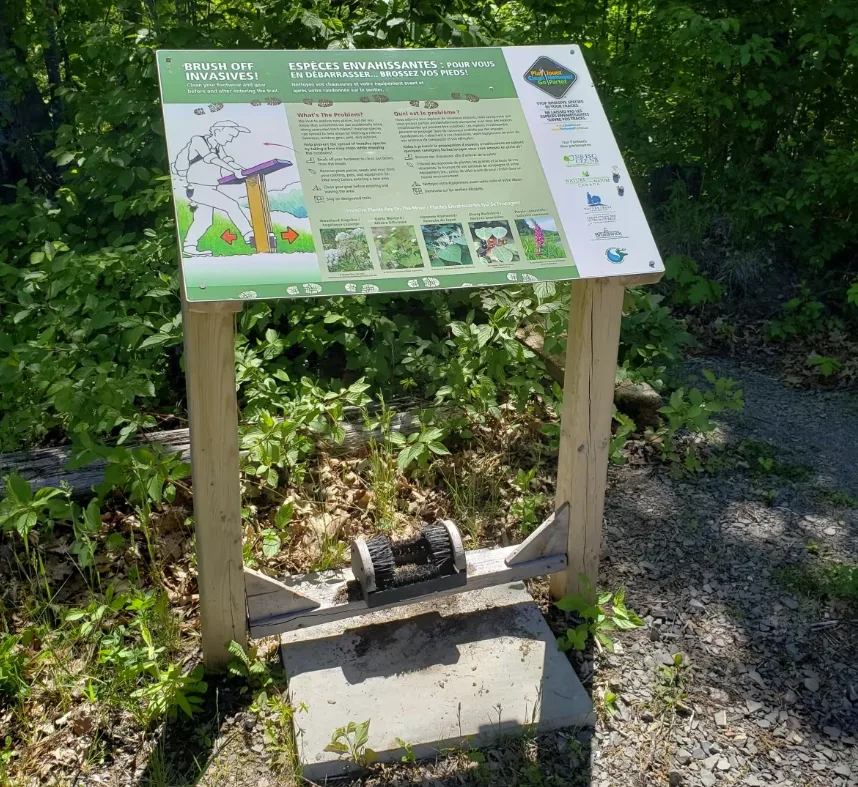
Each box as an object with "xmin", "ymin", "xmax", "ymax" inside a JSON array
[{"xmin": 158, "ymin": 43, "xmax": 664, "ymax": 777}]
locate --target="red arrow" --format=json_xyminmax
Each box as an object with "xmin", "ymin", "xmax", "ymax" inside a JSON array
[
  {"xmin": 281, "ymin": 227, "xmax": 299, "ymax": 243},
  {"xmin": 221, "ymin": 228, "xmax": 237, "ymax": 244}
]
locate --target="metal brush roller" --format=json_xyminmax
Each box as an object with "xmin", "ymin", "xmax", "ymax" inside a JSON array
[{"xmin": 351, "ymin": 521, "xmax": 466, "ymax": 607}]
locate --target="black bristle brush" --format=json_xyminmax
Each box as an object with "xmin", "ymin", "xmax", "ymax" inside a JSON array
[
  {"xmin": 366, "ymin": 534, "xmax": 395, "ymax": 589},
  {"xmin": 390, "ymin": 533, "xmax": 431, "ymax": 565},
  {"xmin": 421, "ymin": 524, "xmax": 454, "ymax": 571}
]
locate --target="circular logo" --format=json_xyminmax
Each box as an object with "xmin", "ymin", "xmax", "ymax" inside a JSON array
[{"xmin": 605, "ymin": 247, "xmax": 628, "ymax": 264}]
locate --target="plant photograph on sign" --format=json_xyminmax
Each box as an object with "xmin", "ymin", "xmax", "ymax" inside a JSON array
[
  {"xmin": 372, "ymin": 225, "xmax": 424, "ymax": 270},
  {"xmin": 468, "ymin": 220, "xmax": 520, "ymax": 264},
  {"xmin": 421, "ymin": 223, "xmax": 474, "ymax": 268},
  {"xmin": 515, "ymin": 217, "xmax": 566, "ymax": 260},
  {"xmin": 321, "ymin": 227, "xmax": 373, "ymax": 273}
]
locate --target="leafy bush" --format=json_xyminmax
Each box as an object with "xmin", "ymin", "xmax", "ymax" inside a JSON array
[
  {"xmin": 664, "ymin": 255, "xmax": 724, "ymax": 306},
  {"xmin": 767, "ymin": 286, "xmax": 839, "ymax": 341},
  {"xmin": 556, "ymin": 585, "xmax": 644, "ymax": 653}
]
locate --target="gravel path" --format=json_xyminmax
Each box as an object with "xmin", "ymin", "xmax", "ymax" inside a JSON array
[
  {"xmin": 587, "ymin": 357, "xmax": 858, "ymax": 787},
  {"xmin": 685, "ymin": 357, "xmax": 858, "ymax": 495}
]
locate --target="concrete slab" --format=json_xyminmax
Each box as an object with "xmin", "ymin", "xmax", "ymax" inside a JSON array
[{"xmin": 280, "ymin": 582, "xmax": 594, "ymax": 780}]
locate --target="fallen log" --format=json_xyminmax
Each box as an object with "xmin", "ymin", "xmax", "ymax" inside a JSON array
[
  {"xmin": 0, "ymin": 410, "xmax": 425, "ymax": 497},
  {"xmin": 516, "ymin": 325, "xmax": 663, "ymax": 430}
]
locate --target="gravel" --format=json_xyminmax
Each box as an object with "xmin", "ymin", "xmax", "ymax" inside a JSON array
[{"xmin": 585, "ymin": 358, "xmax": 858, "ymax": 787}]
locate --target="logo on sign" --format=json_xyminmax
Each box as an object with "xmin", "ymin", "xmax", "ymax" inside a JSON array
[
  {"xmin": 524, "ymin": 57, "xmax": 578, "ymax": 99},
  {"xmin": 564, "ymin": 153, "xmax": 599, "ymax": 165},
  {"xmin": 605, "ymin": 247, "xmax": 628, "ymax": 264},
  {"xmin": 587, "ymin": 192, "xmax": 607, "ymax": 207}
]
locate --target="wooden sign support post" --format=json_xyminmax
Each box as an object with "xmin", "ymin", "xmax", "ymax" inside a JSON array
[
  {"xmin": 550, "ymin": 278, "xmax": 626, "ymax": 601},
  {"xmin": 182, "ymin": 297, "xmax": 247, "ymax": 671}
]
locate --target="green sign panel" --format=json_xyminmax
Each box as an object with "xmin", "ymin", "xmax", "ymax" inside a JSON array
[{"xmin": 156, "ymin": 46, "xmax": 662, "ymax": 302}]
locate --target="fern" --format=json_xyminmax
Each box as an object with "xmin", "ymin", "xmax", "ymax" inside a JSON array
[{"xmin": 227, "ymin": 640, "xmax": 274, "ymax": 689}]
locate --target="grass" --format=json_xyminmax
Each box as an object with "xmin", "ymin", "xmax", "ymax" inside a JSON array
[
  {"xmin": 308, "ymin": 532, "xmax": 349, "ymax": 572},
  {"xmin": 176, "ymin": 200, "xmax": 316, "ymax": 255},
  {"xmin": 813, "ymin": 488, "xmax": 858, "ymax": 508},
  {"xmin": 367, "ymin": 409, "xmax": 399, "ymax": 530},
  {"xmin": 441, "ymin": 453, "xmax": 504, "ymax": 542},
  {"xmin": 774, "ymin": 558, "xmax": 858, "ymax": 603},
  {"xmin": 736, "ymin": 439, "xmax": 813, "ymax": 482}
]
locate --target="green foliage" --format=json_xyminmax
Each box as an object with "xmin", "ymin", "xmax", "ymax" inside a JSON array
[
  {"xmin": 395, "ymin": 738, "xmax": 417, "ymax": 764},
  {"xmin": 766, "ymin": 286, "xmax": 840, "ymax": 341},
  {"xmin": 0, "ymin": 633, "xmax": 37, "ymax": 706},
  {"xmin": 325, "ymin": 719, "xmax": 378, "ymax": 767},
  {"xmin": 367, "ymin": 406, "xmax": 399, "ymax": 530},
  {"xmin": 654, "ymin": 653, "xmax": 691, "ymax": 716},
  {"xmin": 654, "ymin": 371, "xmax": 744, "ymax": 470},
  {"xmin": 258, "ymin": 502, "xmax": 294, "ymax": 559},
  {"xmin": 556, "ymin": 583, "xmax": 644, "ymax": 653},
  {"xmin": 509, "ymin": 468, "xmax": 548, "ymax": 534},
  {"xmin": 847, "ymin": 280, "xmax": 858, "ymax": 310},
  {"xmin": 227, "ymin": 641, "xmax": 276, "ymax": 691},
  {"xmin": 0, "ymin": 475, "xmax": 67, "ymax": 557},
  {"xmin": 61, "ymin": 587, "xmax": 198, "ymax": 724},
  {"xmin": 0, "ymin": 0, "xmax": 855, "ymax": 468},
  {"xmin": 664, "ymin": 255, "xmax": 724, "ymax": 306},
  {"xmin": 736, "ymin": 439, "xmax": 812, "ymax": 481},
  {"xmin": 619, "ymin": 288, "xmax": 694, "ymax": 389},
  {"xmin": 609, "ymin": 409, "xmax": 636, "ymax": 466},
  {"xmin": 0, "ymin": 230, "xmax": 180, "ymax": 451},
  {"xmin": 805, "ymin": 353, "xmax": 840, "ymax": 378},
  {"xmin": 659, "ymin": 372, "xmax": 743, "ymax": 435},
  {"xmin": 132, "ymin": 660, "xmax": 206, "ymax": 723},
  {"xmin": 391, "ymin": 422, "xmax": 451, "ymax": 472},
  {"xmin": 238, "ymin": 378, "xmax": 371, "ymax": 489},
  {"xmin": 601, "ymin": 689, "xmax": 619, "ymax": 718},
  {"xmin": 815, "ymin": 489, "xmax": 857, "ymax": 509},
  {"xmin": 775, "ymin": 560, "xmax": 858, "ymax": 603},
  {"xmin": 253, "ymin": 692, "xmax": 303, "ymax": 770}
]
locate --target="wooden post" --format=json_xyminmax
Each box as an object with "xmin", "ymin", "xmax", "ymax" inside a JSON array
[
  {"xmin": 550, "ymin": 278, "xmax": 625, "ymax": 601},
  {"xmin": 183, "ymin": 297, "xmax": 247, "ymax": 670},
  {"xmin": 245, "ymin": 173, "xmax": 275, "ymax": 253}
]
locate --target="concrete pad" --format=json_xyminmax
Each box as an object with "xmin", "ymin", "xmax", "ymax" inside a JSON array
[{"xmin": 280, "ymin": 582, "xmax": 594, "ymax": 780}]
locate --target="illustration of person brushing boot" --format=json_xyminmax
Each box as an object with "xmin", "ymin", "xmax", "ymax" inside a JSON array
[{"xmin": 172, "ymin": 119, "xmax": 254, "ymax": 256}]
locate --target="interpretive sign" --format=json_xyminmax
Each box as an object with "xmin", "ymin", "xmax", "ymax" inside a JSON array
[{"xmin": 156, "ymin": 45, "xmax": 663, "ymax": 302}]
